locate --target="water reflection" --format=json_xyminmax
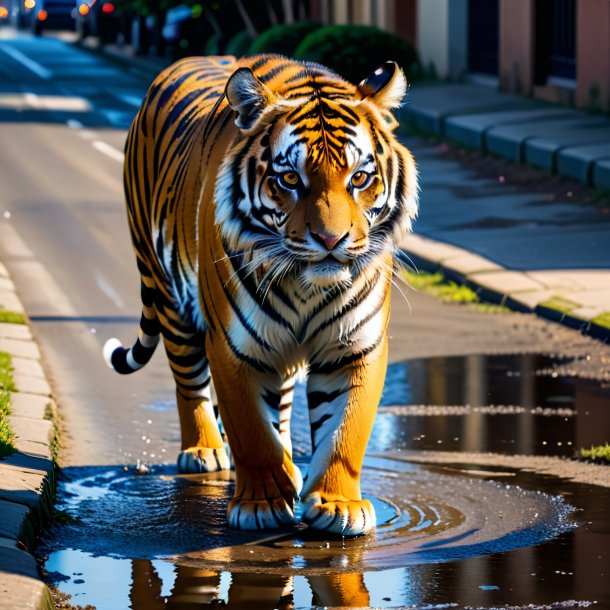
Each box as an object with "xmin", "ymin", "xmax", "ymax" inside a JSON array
[
  {"xmin": 131, "ymin": 563, "xmax": 369, "ymax": 610},
  {"xmin": 372, "ymin": 353, "xmax": 610, "ymax": 457}
]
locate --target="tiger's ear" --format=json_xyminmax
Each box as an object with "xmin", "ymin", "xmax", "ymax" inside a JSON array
[
  {"xmin": 357, "ymin": 61, "xmax": 407, "ymax": 113},
  {"xmin": 225, "ymin": 67, "xmax": 276, "ymax": 132}
]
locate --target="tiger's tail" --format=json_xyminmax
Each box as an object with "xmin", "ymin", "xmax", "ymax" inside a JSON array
[{"xmin": 103, "ymin": 280, "xmax": 161, "ymax": 374}]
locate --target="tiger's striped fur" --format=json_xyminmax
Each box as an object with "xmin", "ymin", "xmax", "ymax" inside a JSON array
[{"xmin": 104, "ymin": 54, "xmax": 418, "ymax": 536}]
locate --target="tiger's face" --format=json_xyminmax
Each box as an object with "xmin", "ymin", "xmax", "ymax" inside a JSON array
[{"xmin": 217, "ymin": 61, "xmax": 418, "ymax": 291}]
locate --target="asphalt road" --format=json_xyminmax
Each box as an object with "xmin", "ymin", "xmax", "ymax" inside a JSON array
[
  {"xmin": 1, "ymin": 29, "xmax": 607, "ymax": 472},
  {"xmin": 0, "ymin": 30, "xmax": 180, "ymax": 467}
]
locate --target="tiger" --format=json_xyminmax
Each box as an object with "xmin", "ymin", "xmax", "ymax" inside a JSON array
[{"xmin": 103, "ymin": 54, "xmax": 418, "ymax": 536}]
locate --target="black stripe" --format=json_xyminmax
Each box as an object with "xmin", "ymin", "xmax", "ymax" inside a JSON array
[
  {"xmin": 307, "ymin": 388, "xmax": 348, "ymax": 410},
  {"xmin": 308, "ymin": 335, "xmax": 383, "ymax": 376}
]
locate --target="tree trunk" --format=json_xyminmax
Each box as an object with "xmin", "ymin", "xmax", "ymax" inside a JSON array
[
  {"xmin": 281, "ymin": 0, "xmax": 294, "ymax": 23},
  {"xmin": 233, "ymin": 0, "xmax": 258, "ymax": 37}
]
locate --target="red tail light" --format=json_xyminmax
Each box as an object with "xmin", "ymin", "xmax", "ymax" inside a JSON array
[
  {"xmin": 102, "ymin": 2, "xmax": 114, "ymax": 13},
  {"xmin": 37, "ymin": 8, "xmax": 47, "ymax": 19}
]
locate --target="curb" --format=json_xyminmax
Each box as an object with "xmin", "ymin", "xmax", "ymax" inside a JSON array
[
  {"xmin": 400, "ymin": 233, "xmax": 610, "ymax": 342},
  {"xmin": 399, "ymin": 83, "xmax": 610, "ymax": 190},
  {"xmin": 0, "ymin": 261, "xmax": 56, "ymax": 610}
]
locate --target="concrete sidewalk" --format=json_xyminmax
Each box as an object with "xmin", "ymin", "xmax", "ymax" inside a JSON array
[
  {"xmin": 399, "ymin": 136, "xmax": 610, "ymax": 342},
  {"xmin": 0, "ymin": 262, "xmax": 55, "ymax": 610},
  {"xmin": 396, "ymin": 80, "xmax": 610, "ymax": 341}
]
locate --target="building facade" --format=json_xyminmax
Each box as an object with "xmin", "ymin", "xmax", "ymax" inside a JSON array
[{"xmin": 310, "ymin": 0, "xmax": 610, "ymax": 113}]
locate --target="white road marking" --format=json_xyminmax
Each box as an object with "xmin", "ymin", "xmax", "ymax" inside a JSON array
[
  {"xmin": 92, "ymin": 140, "xmax": 125, "ymax": 163},
  {"xmin": 93, "ymin": 270, "xmax": 125, "ymax": 309},
  {"xmin": 0, "ymin": 43, "xmax": 52, "ymax": 80},
  {"xmin": 116, "ymin": 93, "xmax": 144, "ymax": 108},
  {"xmin": 24, "ymin": 92, "xmax": 41, "ymax": 108}
]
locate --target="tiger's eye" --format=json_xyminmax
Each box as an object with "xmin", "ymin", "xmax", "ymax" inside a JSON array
[
  {"xmin": 278, "ymin": 171, "xmax": 300, "ymax": 189},
  {"xmin": 351, "ymin": 171, "xmax": 370, "ymax": 188}
]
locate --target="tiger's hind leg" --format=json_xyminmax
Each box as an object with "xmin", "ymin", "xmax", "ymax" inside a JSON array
[{"xmin": 160, "ymin": 321, "xmax": 230, "ymax": 473}]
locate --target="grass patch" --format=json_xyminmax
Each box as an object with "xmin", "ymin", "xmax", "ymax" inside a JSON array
[
  {"xmin": 0, "ymin": 351, "xmax": 16, "ymax": 458},
  {"xmin": 403, "ymin": 269, "xmax": 511, "ymax": 312},
  {"xmin": 0, "ymin": 309, "xmax": 27, "ymax": 325},
  {"xmin": 578, "ymin": 443, "xmax": 610, "ymax": 465},
  {"xmin": 45, "ymin": 402, "xmax": 61, "ymax": 463},
  {"xmin": 592, "ymin": 312, "xmax": 610, "ymax": 330},
  {"xmin": 539, "ymin": 296, "xmax": 580, "ymax": 314}
]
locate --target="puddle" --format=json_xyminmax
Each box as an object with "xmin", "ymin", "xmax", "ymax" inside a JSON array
[
  {"xmin": 41, "ymin": 353, "xmax": 610, "ymax": 608},
  {"xmin": 42, "ymin": 460, "xmax": 582, "ymax": 609},
  {"xmin": 371, "ymin": 353, "xmax": 610, "ymax": 457}
]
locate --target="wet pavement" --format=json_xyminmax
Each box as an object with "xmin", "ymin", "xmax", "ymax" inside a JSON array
[{"xmin": 40, "ymin": 354, "xmax": 610, "ymax": 609}]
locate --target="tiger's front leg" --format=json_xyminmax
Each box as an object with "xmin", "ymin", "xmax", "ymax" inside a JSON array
[
  {"xmin": 207, "ymin": 336, "xmax": 302, "ymax": 530},
  {"xmin": 301, "ymin": 335, "xmax": 388, "ymax": 536}
]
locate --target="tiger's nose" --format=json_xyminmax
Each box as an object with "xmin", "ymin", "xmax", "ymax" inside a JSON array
[{"xmin": 312, "ymin": 230, "xmax": 348, "ymax": 250}]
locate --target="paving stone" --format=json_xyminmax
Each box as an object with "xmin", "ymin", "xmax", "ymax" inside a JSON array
[
  {"xmin": 486, "ymin": 115, "xmax": 608, "ymax": 164},
  {"xmin": 9, "ymin": 439, "xmax": 52, "ymax": 460},
  {"xmin": 11, "ymin": 356, "xmax": 45, "ymax": 380},
  {"xmin": 507, "ymin": 289, "xmax": 560, "ymax": 310},
  {"xmin": 557, "ymin": 143, "xmax": 610, "ymax": 183},
  {"xmin": 555, "ymin": 288, "xmax": 610, "ymax": 308},
  {"xmin": 0, "ymin": 500, "xmax": 29, "ymax": 540},
  {"xmin": 0, "ymin": 288, "xmax": 24, "ymax": 315},
  {"xmin": 0, "ymin": 463, "xmax": 49, "ymax": 507},
  {"xmin": 526, "ymin": 271, "xmax": 585, "ymax": 290},
  {"xmin": 443, "ymin": 253, "xmax": 502, "ymax": 276},
  {"xmin": 0, "ymin": 538, "xmax": 39, "ymax": 579},
  {"xmin": 0, "ymin": 572, "xmax": 52, "ymax": 610},
  {"xmin": 9, "ymin": 394, "xmax": 52, "ymax": 421},
  {"xmin": 0, "ymin": 338, "xmax": 40, "ymax": 360},
  {"xmin": 3, "ymin": 451, "xmax": 54, "ymax": 479},
  {"xmin": 469, "ymin": 270, "xmax": 547, "ymax": 295},
  {"xmin": 401, "ymin": 234, "xmax": 467, "ymax": 264},
  {"xmin": 400, "ymin": 83, "xmax": 533, "ymax": 135},
  {"xmin": 525, "ymin": 126, "xmax": 610, "ymax": 172},
  {"xmin": 13, "ymin": 375, "xmax": 52, "ymax": 397},
  {"xmin": 0, "ymin": 277, "xmax": 15, "ymax": 292},
  {"xmin": 8, "ymin": 416, "xmax": 52, "ymax": 450},
  {"xmin": 0, "ymin": 323, "xmax": 31, "ymax": 341},
  {"xmin": 444, "ymin": 108, "xmax": 571, "ymax": 150},
  {"xmin": 593, "ymin": 159, "xmax": 610, "ymax": 188},
  {"xmin": 569, "ymin": 306, "xmax": 608, "ymax": 321}
]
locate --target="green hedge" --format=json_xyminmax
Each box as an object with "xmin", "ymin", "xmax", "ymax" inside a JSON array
[
  {"xmin": 249, "ymin": 20, "xmax": 321, "ymax": 57},
  {"xmin": 294, "ymin": 24, "xmax": 420, "ymax": 85},
  {"xmin": 225, "ymin": 30, "xmax": 254, "ymax": 57},
  {"xmin": 204, "ymin": 32, "xmax": 221, "ymax": 56}
]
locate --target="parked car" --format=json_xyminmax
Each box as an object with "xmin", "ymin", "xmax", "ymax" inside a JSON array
[
  {"xmin": 31, "ymin": 0, "xmax": 75, "ymax": 33},
  {"xmin": 0, "ymin": 3, "xmax": 9, "ymax": 24},
  {"xmin": 75, "ymin": 0, "xmax": 120, "ymax": 44}
]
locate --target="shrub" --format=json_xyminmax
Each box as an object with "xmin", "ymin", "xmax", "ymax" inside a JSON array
[
  {"xmin": 249, "ymin": 20, "xmax": 321, "ymax": 57},
  {"xmin": 204, "ymin": 32, "xmax": 221, "ymax": 56},
  {"xmin": 294, "ymin": 25, "xmax": 420, "ymax": 85},
  {"xmin": 225, "ymin": 30, "xmax": 254, "ymax": 57}
]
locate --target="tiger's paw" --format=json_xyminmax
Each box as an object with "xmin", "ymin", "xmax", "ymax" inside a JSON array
[
  {"xmin": 301, "ymin": 493, "xmax": 376, "ymax": 536},
  {"xmin": 227, "ymin": 497, "xmax": 297, "ymax": 530},
  {"xmin": 177, "ymin": 447, "xmax": 231, "ymax": 473}
]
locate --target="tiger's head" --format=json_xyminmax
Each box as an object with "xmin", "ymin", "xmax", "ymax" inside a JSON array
[{"xmin": 215, "ymin": 59, "xmax": 418, "ymax": 291}]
